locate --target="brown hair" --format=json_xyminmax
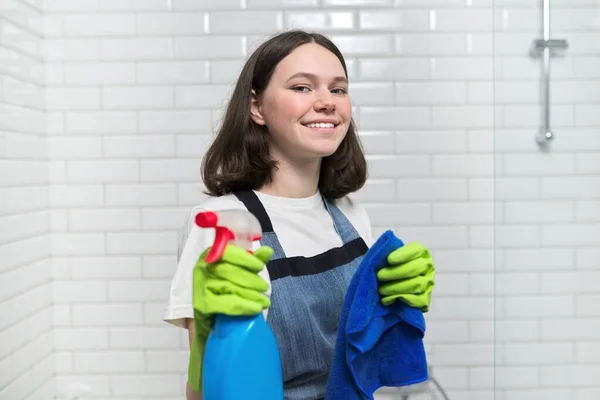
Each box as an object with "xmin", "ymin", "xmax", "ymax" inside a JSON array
[{"xmin": 201, "ymin": 30, "xmax": 367, "ymax": 200}]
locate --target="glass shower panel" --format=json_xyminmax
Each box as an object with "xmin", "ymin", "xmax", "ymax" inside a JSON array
[{"xmin": 493, "ymin": 0, "xmax": 600, "ymax": 399}]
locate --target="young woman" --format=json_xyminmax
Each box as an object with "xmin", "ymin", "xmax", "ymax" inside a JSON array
[{"xmin": 163, "ymin": 30, "xmax": 435, "ymax": 400}]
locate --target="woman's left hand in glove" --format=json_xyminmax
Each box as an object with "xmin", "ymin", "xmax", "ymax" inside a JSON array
[{"xmin": 376, "ymin": 242, "xmax": 435, "ymax": 312}]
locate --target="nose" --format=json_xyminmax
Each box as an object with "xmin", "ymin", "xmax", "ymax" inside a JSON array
[{"xmin": 314, "ymin": 90, "xmax": 336, "ymax": 113}]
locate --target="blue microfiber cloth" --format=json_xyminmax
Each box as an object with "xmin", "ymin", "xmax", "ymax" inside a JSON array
[{"xmin": 325, "ymin": 230, "xmax": 428, "ymax": 400}]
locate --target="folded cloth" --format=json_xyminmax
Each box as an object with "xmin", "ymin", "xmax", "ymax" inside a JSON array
[{"xmin": 325, "ymin": 230, "xmax": 428, "ymax": 400}]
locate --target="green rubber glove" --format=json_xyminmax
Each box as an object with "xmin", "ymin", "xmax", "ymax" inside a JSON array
[
  {"xmin": 188, "ymin": 244, "xmax": 274, "ymax": 393},
  {"xmin": 376, "ymin": 242, "xmax": 435, "ymax": 312}
]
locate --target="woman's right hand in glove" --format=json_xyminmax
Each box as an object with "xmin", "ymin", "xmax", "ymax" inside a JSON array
[
  {"xmin": 188, "ymin": 244, "xmax": 273, "ymax": 394},
  {"xmin": 193, "ymin": 244, "xmax": 273, "ymax": 323}
]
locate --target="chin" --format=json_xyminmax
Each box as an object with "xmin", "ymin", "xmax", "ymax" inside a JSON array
[
  {"xmin": 297, "ymin": 137, "xmax": 344, "ymax": 160},
  {"xmin": 310, "ymin": 145, "xmax": 340, "ymax": 158}
]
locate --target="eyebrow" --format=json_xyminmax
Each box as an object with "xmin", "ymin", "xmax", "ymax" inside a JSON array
[{"xmin": 286, "ymin": 72, "xmax": 348, "ymax": 84}]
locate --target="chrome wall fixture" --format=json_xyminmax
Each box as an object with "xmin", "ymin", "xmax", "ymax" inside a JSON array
[{"xmin": 530, "ymin": 0, "xmax": 568, "ymax": 149}]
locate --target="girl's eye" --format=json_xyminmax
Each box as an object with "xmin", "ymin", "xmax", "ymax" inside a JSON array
[
  {"xmin": 332, "ymin": 88, "xmax": 347, "ymax": 94},
  {"xmin": 293, "ymin": 86, "xmax": 310, "ymax": 92}
]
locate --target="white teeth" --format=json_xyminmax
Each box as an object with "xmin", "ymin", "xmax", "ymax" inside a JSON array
[{"xmin": 305, "ymin": 122, "xmax": 335, "ymax": 129}]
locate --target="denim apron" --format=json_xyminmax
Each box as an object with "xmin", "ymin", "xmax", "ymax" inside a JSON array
[{"xmin": 233, "ymin": 190, "xmax": 369, "ymax": 400}]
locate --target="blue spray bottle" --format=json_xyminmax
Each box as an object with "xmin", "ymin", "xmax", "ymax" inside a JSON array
[{"xmin": 194, "ymin": 209, "xmax": 284, "ymax": 400}]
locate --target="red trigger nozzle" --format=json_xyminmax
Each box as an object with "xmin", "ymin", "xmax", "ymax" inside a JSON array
[{"xmin": 205, "ymin": 226, "xmax": 234, "ymax": 263}]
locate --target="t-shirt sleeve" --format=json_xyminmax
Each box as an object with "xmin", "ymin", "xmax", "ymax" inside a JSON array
[
  {"xmin": 363, "ymin": 206, "xmax": 374, "ymax": 247},
  {"xmin": 332, "ymin": 195, "xmax": 374, "ymax": 247},
  {"xmin": 162, "ymin": 207, "xmax": 213, "ymax": 329}
]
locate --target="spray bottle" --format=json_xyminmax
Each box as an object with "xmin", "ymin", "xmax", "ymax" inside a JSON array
[{"xmin": 195, "ymin": 209, "xmax": 284, "ymax": 400}]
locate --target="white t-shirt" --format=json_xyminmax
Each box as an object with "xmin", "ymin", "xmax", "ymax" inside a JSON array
[{"xmin": 162, "ymin": 190, "xmax": 373, "ymax": 329}]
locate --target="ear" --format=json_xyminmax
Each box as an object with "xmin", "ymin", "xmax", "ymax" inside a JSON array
[{"xmin": 250, "ymin": 90, "xmax": 266, "ymax": 126}]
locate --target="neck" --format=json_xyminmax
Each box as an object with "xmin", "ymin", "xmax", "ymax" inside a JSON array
[{"xmin": 258, "ymin": 157, "xmax": 321, "ymax": 199}]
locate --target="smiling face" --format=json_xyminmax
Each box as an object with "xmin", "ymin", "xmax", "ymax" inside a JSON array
[{"xmin": 250, "ymin": 42, "xmax": 352, "ymax": 165}]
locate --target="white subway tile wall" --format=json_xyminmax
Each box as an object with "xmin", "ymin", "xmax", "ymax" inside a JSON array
[
  {"xmin": 0, "ymin": 0, "xmax": 56, "ymax": 399},
  {"xmin": 0, "ymin": 0, "xmax": 599, "ymax": 399}
]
